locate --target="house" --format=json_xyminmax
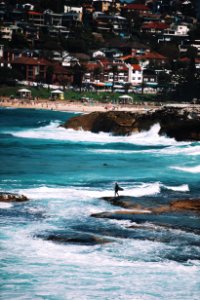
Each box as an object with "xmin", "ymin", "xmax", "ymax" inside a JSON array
[
  {"xmin": 100, "ymin": 61, "xmax": 129, "ymax": 86},
  {"xmin": 128, "ymin": 64, "xmax": 143, "ymax": 86},
  {"xmin": 143, "ymin": 69, "xmax": 158, "ymax": 91},
  {"xmin": 27, "ymin": 11, "xmax": 44, "ymax": 27},
  {"xmin": 64, "ymin": 5, "xmax": 83, "ymax": 22},
  {"xmin": 44, "ymin": 10, "xmax": 63, "ymax": 26},
  {"xmin": 62, "ymin": 12, "xmax": 82, "ymax": 27},
  {"xmin": 123, "ymin": 4, "xmax": 150, "ymax": 14},
  {"xmin": 83, "ymin": 61, "xmax": 103, "ymax": 84},
  {"xmin": 141, "ymin": 22, "xmax": 169, "ymax": 34},
  {"xmin": 11, "ymin": 56, "xmax": 50, "ymax": 82},
  {"xmin": 82, "ymin": 60, "xmax": 129, "ymax": 88},
  {"xmin": 120, "ymin": 51, "xmax": 167, "ymax": 69},
  {"xmin": 51, "ymin": 63, "xmax": 73, "ymax": 86}
]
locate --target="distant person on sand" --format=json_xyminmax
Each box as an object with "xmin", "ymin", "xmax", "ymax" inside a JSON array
[{"xmin": 114, "ymin": 182, "xmax": 123, "ymax": 197}]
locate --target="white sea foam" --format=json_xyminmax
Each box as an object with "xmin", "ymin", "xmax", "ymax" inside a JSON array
[
  {"xmin": 6, "ymin": 122, "xmax": 184, "ymax": 146},
  {"xmin": 18, "ymin": 182, "xmax": 161, "ymax": 202},
  {"xmin": 0, "ymin": 202, "xmax": 13, "ymax": 209},
  {"xmin": 159, "ymin": 144, "xmax": 200, "ymax": 156},
  {"xmin": 162, "ymin": 184, "xmax": 189, "ymax": 192},
  {"xmin": 17, "ymin": 181, "xmax": 188, "ymax": 207},
  {"xmin": 171, "ymin": 165, "xmax": 200, "ymax": 173}
]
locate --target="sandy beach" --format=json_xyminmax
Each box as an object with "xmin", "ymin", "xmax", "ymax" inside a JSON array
[{"xmin": 0, "ymin": 98, "xmax": 158, "ymax": 113}]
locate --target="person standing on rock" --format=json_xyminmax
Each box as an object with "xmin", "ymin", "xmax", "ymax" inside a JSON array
[{"xmin": 114, "ymin": 182, "xmax": 123, "ymax": 197}]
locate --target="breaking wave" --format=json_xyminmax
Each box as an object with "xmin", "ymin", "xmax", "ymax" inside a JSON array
[
  {"xmin": 171, "ymin": 165, "xmax": 200, "ymax": 173},
  {"xmin": 5, "ymin": 122, "xmax": 184, "ymax": 146}
]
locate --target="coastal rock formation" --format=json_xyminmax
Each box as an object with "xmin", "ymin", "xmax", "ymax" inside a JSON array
[
  {"xmin": 91, "ymin": 197, "xmax": 200, "ymax": 219},
  {"xmin": 0, "ymin": 192, "xmax": 28, "ymax": 202},
  {"xmin": 62, "ymin": 106, "xmax": 200, "ymax": 141}
]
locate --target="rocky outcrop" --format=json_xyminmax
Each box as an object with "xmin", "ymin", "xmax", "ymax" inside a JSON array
[
  {"xmin": 91, "ymin": 197, "xmax": 200, "ymax": 219},
  {"xmin": 0, "ymin": 192, "xmax": 28, "ymax": 202},
  {"xmin": 62, "ymin": 106, "xmax": 200, "ymax": 141}
]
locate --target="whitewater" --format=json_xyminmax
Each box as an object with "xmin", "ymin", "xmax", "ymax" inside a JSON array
[{"xmin": 0, "ymin": 108, "xmax": 200, "ymax": 300}]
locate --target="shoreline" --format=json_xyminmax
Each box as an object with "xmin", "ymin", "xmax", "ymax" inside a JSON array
[{"xmin": 0, "ymin": 98, "xmax": 158, "ymax": 114}]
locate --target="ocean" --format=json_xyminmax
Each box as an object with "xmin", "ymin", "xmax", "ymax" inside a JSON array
[{"xmin": 0, "ymin": 107, "xmax": 200, "ymax": 300}]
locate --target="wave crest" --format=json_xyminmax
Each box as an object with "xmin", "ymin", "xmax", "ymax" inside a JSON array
[{"xmin": 6, "ymin": 122, "xmax": 185, "ymax": 146}]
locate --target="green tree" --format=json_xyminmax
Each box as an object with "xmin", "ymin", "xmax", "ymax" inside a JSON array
[
  {"xmin": 111, "ymin": 65, "xmax": 119, "ymax": 92},
  {"xmin": 73, "ymin": 63, "xmax": 87, "ymax": 92}
]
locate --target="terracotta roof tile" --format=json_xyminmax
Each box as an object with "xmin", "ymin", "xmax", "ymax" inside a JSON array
[
  {"xmin": 124, "ymin": 4, "xmax": 150, "ymax": 11},
  {"xmin": 132, "ymin": 64, "xmax": 141, "ymax": 71},
  {"xmin": 12, "ymin": 57, "xmax": 50, "ymax": 65},
  {"xmin": 142, "ymin": 22, "xmax": 169, "ymax": 30},
  {"xmin": 28, "ymin": 11, "xmax": 42, "ymax": 15}
]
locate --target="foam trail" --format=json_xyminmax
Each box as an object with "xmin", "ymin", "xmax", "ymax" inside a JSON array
[
  {"xmin": 162, "ymin": 184, "xmax": 189, "ymax": 192},
  {"xmin": 6, "ymin": 122, "xmax": 185, "ymax": 146},
  {"xmin": 0, "ymin": 202, "xmax": 13, "ymax": 209},
  {"xmin": 159, "ymin": 144, "xmax": 200, "ymax": 156},
  {"xmin": 171, "ymin": 165, "xmax": 200, "ymax": 173}
]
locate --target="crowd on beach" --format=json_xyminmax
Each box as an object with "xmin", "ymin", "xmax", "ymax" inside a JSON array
[{"xmin": 0, "ymin": 97, "xmax": 158, "ymax": 113}]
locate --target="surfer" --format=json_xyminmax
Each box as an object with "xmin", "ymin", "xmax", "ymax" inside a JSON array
[{"xmin": 114, "ymin": 182, "xmax": 123, "ymax": 197}]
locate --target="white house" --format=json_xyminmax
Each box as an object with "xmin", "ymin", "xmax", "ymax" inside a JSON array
[
  {"xmin": 128, "ymin": 64, "xmax": 143, "ymax": 86},
  {"xmin": 174, "ymin": 24, "xmax": 190, "ymax": 35}
]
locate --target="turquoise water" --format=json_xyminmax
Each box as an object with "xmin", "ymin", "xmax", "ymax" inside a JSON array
[{"xmin": 0, "ymin": 108, "xmax": 200, "ymax": 300}]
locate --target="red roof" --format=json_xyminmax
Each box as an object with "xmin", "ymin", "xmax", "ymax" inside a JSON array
[
  {"xmin": 28, "ymin": 11, "xmax": 42, "ymax": 15},
  {"xmin": 121, "ymin": 52, "xmax": 166, "ymax": 61},
  {"xmin": 120, "ymin": 54, "xmax": 132, "ymax": 61},
  {"xmin": 84, "ymin": 62, "xmax": 102, "ymax": 71},
  {"xmin": 138, "ymin": 52, "xmax": 167, "ymax": 60},
  {"xmin": 52, "ymin": 63, "xmax": 70, "ymax": 74},
  {"xmin": 179, "ymin": 57, "xmax": 200, "ymax": 63},
  {"xmin": 12, "ymin": 57, "xmax": 50, "ymax": 65},
  {"xmin": 142, "ymin": 22, "xmax": 169, "ymax": 30},
  {"xmin": 124, "ymin": 4, "xmax": 150, "ymax": 11},
  {"xmin": 132, "ymin": 64, "xmax": 141, "ymax": 71}
]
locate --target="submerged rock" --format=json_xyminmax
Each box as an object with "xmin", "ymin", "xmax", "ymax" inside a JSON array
[
  {"xmin": 0, "ymin": 192, "xmax": 28, "ymax": 202},
  {"xmin": 62, "ymin": 106, "xmax": 200, "ymax": 141},
  {"xmin": 37, "ymin": 233, "xmax": 111, "ymax": 245}
]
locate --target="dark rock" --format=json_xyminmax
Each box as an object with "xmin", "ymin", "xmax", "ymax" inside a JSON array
[
  {"xmin": 62, "ymin": 106, "xmax": 200, "ymax": 141},
  {"xmin": 91, "ymin": 209, "xmax": 150, "ymax": 219},
  {"xmin": 38, "ymin": 233, "xmax": 111, "ymax": 245},
  {"xmin": 101, "ymin": 196, "xmax": 142, "ymax": 209},
  {"xmin": 0, "ymin": 192, "xmax": 28, "ymax": 202}
]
